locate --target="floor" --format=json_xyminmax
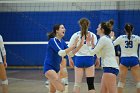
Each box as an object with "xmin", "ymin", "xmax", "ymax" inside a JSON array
[{"xmin": 0, "ymin": 68, "xmax": 138, "ymax": 93}]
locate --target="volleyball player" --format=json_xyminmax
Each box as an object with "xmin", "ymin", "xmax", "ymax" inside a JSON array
[
  {"xmin": 43, "ymin": 24, "xmax": 84, "ymax": 93},
  {"xmin": 113, "ymin": 23, "xmax": 140, "ymax": 93},
  {"xmin": 68, "ymin": 18, "xmax": 97, "ymax": 93},
  {"xmin": 0, "ymin": 35, "xmax": 8, "ymax": 93},
  {"xmin": 108, "ymin": 19, "xmax": 121, "ymax": 64},
  {"xmin": 88, "ymin": 22, "xmax": 119, "ymax": 93}
]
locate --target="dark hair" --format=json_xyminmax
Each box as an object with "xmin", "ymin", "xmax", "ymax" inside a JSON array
[
  {"xmin": 47, "ymin": 24, "xmax": 62, "ymax": 40},
  {"xmin": 100, "ymin": 22, "xmax": 111, "ymax": 35},
  {"xmin": 124, "ymin": 23, "xmax": 133, "ymax": 43},
  {"xmin": 79, "ymin": 18, "xmax": 90, "ymax": 39},
  {"xmin": 106, "ymin": 19, "xmax": 114, "ymax": 30},
  {"xmin": 108, "ymin": 19, "xmax": 114, "ymax": 26}
]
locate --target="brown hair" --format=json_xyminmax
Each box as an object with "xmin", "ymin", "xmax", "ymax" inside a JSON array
[
  {"xmin": 47, "ymin": 24, "xmax": 62, "ymax": 40},
  {"xmin": 100, "ymin": 22, "xmax": 111, "ymax": 35},
  {"xmin": 106, "ymin": 19, "xmax": 114, "ymax": 30},
  {"xmin": 108, "ymin": 19, "xmax": 114, "ymax": 26},
  {"xmin": 125, "ymin": 23, "xmax": 133, "ymax": 41},
  {"xmin": 79, "ymin": 18, "xmax": 90, "ymax": 39}
]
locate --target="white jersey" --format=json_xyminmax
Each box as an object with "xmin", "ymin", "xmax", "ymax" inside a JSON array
[
  {"xmin": 89, "ymin": 35, "xmax": 119, "ymax": 69},
  {"xmin": 113, "ymin": 35, "xmax": 140, "ymax": 57},
  {"xmin": 68, "ymin": 31, "xmax": 97, "ymax": 56},
  {"xmin": 0, "ymin": 35, "xmax": 6, "ymax": 63}
]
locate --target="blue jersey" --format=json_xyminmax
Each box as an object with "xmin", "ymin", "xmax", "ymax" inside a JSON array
[{"xmin": 44, "ymin": 37, "xmax": 68, "ymax": 72}]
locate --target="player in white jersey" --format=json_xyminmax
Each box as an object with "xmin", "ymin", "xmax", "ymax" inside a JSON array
[
  {"xmin": 88, "ymin": 22, "xmax": 119, "ymax": 93},
  {"xmin": 0, "ymin": 35, "xmax": 8, "ymax": 93},
  {"xmin": 113, "ymin": 24, "xmax": 140, "ymax": 93},
  {"xmin": 68, "ymin": 18, "xmax": 97, "ymax": 93}
]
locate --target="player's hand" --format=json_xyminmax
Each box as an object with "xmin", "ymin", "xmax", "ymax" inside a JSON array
[
  {"xmin": 95, "ymin": 58, "xmax": 100, "ymax": 68},
  {"xmin": 4, "ymin": 62, "xmax": 7, "ymax": 68}
]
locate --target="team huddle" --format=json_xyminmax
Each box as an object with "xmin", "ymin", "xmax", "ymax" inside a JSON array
[
  {"xmin": 0, "ymin": 18, "xmax": 140, "ymax": 93},
  {"xmin": 43, "ymin": 18, "xmax": 140, "ymax": 93}
]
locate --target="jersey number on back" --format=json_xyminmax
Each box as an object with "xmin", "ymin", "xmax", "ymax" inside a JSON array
[{"xmin": 125, "ymin": 41, "xmax": 133, "ymax": 48}]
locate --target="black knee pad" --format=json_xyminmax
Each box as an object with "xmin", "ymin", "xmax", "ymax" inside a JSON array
[{"xmin": 86, "ymin": 77, "xmax": 95, "ymax": 90}]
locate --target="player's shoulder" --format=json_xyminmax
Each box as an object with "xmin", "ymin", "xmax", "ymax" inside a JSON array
[
  {"xmin": 72, "ymin": 31, "xmax": 80, "ymax": 36},
  {"xmin": 132, "ymin": 34, "xmax": 139, "ymax": 38},
  {"xmin": 0, "ymin": 35, "xmax": 2, "ymax": 40},
  {"xmin": 48, "ymin": 38, "xmax": 55, "ymax": 44},
  {"xmin": 88, "ymin": 31, "xmax": 96, "ymax": 35},
  {"xmin": 117, "ymin": 35, "xmax": 126, "ymax": 39},
  {"xmin": 100, "ymin": 35, "xmax": 108, "ymax": 41},
  {"xmin": 49, "ymin": 38, "xmax": 54, "ymax": 41}
]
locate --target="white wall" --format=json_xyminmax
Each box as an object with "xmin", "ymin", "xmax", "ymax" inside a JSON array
[{"xmin": 0, "ymin": 1, "xmax": 139, "ymax": 12}]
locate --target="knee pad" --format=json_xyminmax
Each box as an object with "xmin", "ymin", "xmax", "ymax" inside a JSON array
[
  {"xmin": 2, "ymin": 79, "xmax": 8, "ymax": 85},
  {"xmin": 63, "ymin": 68, "xmax": 68, "ymax": 74},
  {"xmin": 74, "ymin": 82, "xmax": 81, "ymax": 88},
  {"xmin": 136, "ymin": 82, "xmax": 140, "ymax": 88},
  {"xmin": 61, "ymin": 78, "xmax": 68, "ymax": 85},
  {"xmin": 118, "ymin": 81, "xmax": 125, "ymax": 88},
  {"xmin": 86, "ymin": 77, "xmax": 95, "ymax": 90}
]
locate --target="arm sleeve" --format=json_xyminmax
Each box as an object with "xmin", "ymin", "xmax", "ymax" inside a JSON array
[
  {"xmin": 89, "ymin": 37, "xmax": 105, "ymax": 56},
  {"xmin": 113, "ymin": 36, "xmax": 121, "ymax": 46},
  {"xmin": 0, "ymin": 35, "xmax": 6, "ymax": 56}
]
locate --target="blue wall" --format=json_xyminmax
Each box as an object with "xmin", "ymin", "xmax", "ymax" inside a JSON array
[{"xmin": 0, "ymin": 10, "xmax": 139, "ymax": 66}]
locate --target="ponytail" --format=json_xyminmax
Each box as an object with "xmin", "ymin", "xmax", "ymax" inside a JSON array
[
  {"xmin": 79, "ymin": 18, "xmax": 90, "ymax": 39},
  {"xmin": 47, "ymin": 31, "xmax": 55, "ymax": 40},
  {"xmin": 124, "ymin": 23, "xmax": 133, "ymax": 44},
  {"xmin": 124, "ymin": 23, "xmax": 133, "ymax": 40}
]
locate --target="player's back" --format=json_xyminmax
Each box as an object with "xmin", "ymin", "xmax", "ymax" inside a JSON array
[{"xmin": 114, "ymin": 35, "xmax": 140, "ymax": 57}]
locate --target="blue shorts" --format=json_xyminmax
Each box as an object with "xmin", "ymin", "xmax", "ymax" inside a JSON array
[
  {"xmin": 120, "ymin": 57, "xmax": 139, "ymax": 68},
  {"xmin": 43, "ymin": 63, "xmax": 60, "ymax": 74},
  {"xmin": 74, "ymin": 56, "xmax": 95, "ymax": 68},
  {"xmin": 103, "ymin": 67, "xmax": 119, "ymax": 76}
]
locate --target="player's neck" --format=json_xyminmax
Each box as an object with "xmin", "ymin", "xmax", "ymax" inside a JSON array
[
  {"xmin": 99, "ymin": 33, "xmax": 104, "ymax": 37},
  {"xmin": 55, "ymin": 36, "xmax": 62, "ymax": 41}
]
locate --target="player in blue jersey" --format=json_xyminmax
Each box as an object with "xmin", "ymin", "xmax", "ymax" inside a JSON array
[
  {"xmin": 113, "ymin": 23, "xmax": 140, "ymax": 93},
  {"xmin": 68, "ymin": 18, "xmax": 97, "ymax": 93},
  {"xmin": 44, "ymin": 24, "xmax": 84, "ymax": 93},
  {"xmin": 88, "ymin": 22, "xmax": 119, "ymax": 93},
  {"xmin": 0, "ymin": 35, "xmax": 8, "ymax": 93}
]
